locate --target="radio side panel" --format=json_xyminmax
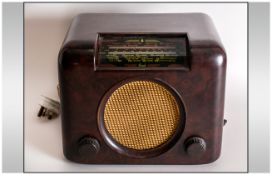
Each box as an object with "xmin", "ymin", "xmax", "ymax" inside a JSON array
[{"xmin": 183, "ymin": 47, "xmax": 227, "ymax": 163}]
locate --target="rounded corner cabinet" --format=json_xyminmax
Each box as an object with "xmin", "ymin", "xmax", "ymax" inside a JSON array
[{"xmin": 58, "ymin": 13, "xmax": 227, "ymax": 164}]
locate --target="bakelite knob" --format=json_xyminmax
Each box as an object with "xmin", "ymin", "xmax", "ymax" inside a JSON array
[
  {"xmin": 184, "ymin": 137, "xmax": 206, "ymax": 156},
  {"xmin": 78, "ymin": 137, "xmax": 100, "ymax": 156}
]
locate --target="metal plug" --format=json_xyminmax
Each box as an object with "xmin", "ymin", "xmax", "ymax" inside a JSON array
[{"xmin": 37, "ymin": 96, "xmax": 60, "ymax": 120}]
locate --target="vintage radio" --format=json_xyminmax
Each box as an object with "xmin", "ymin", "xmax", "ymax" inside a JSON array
[{"xmin": 58, "ymin": 13, "xmax": 227, "ymax": 164}]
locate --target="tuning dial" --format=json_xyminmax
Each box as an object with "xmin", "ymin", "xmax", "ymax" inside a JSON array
[
  {"xmin": 184, "ymin": 137, "xmax": 206, "ymax": 156},
  {"xmin": 78, "ymin": 136, "xmax": 100, "ymax": 157}
]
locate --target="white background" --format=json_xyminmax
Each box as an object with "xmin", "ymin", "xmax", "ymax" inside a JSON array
[{"xmin": 24, "ymin": 3, "xmax": 247, "ymax": 172}]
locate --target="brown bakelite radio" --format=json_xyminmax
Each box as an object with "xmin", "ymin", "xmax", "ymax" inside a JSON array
[{"xmin": 58, "ymin": 13, "xmax": 227, "ymax": 164}]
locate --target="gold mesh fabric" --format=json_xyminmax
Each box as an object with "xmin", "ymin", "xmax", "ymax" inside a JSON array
[{"xmin": 103, "ymin": 80, "xmax": 180, "ymax": 150}]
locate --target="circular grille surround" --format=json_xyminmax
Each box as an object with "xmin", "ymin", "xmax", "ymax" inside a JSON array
[{"xmin": 98, "ymin": 78, "xmax": 185, "ymax": 158}]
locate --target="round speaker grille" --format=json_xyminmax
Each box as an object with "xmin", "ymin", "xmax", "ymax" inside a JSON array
[{"xmin": 103, "ymin": 80, "xmax": 180, "ymax": 150}]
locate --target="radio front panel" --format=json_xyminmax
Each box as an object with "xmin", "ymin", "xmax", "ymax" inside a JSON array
[{"xmin": 58, "ymin": 13, "xmax": 226, "ymax": 164}]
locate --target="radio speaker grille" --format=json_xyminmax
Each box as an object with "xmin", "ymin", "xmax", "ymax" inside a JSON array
[{"xmin": 103, "ymin": 80, "xmax": 180, "ymax": 150}]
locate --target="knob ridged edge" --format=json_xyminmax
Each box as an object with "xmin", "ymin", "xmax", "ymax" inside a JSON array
[
  {"xmin": 184, "ymin": 137, "xmax": 206, "ymax": 156},
  {"xmin": 78, "ymin": 136, "xmax": 100, "ymax": 156}
]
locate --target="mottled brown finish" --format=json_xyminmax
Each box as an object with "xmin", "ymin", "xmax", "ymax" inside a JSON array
[{"xmin": 58, "ymin": 13, "xmax": 226, "ymax": 164}]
